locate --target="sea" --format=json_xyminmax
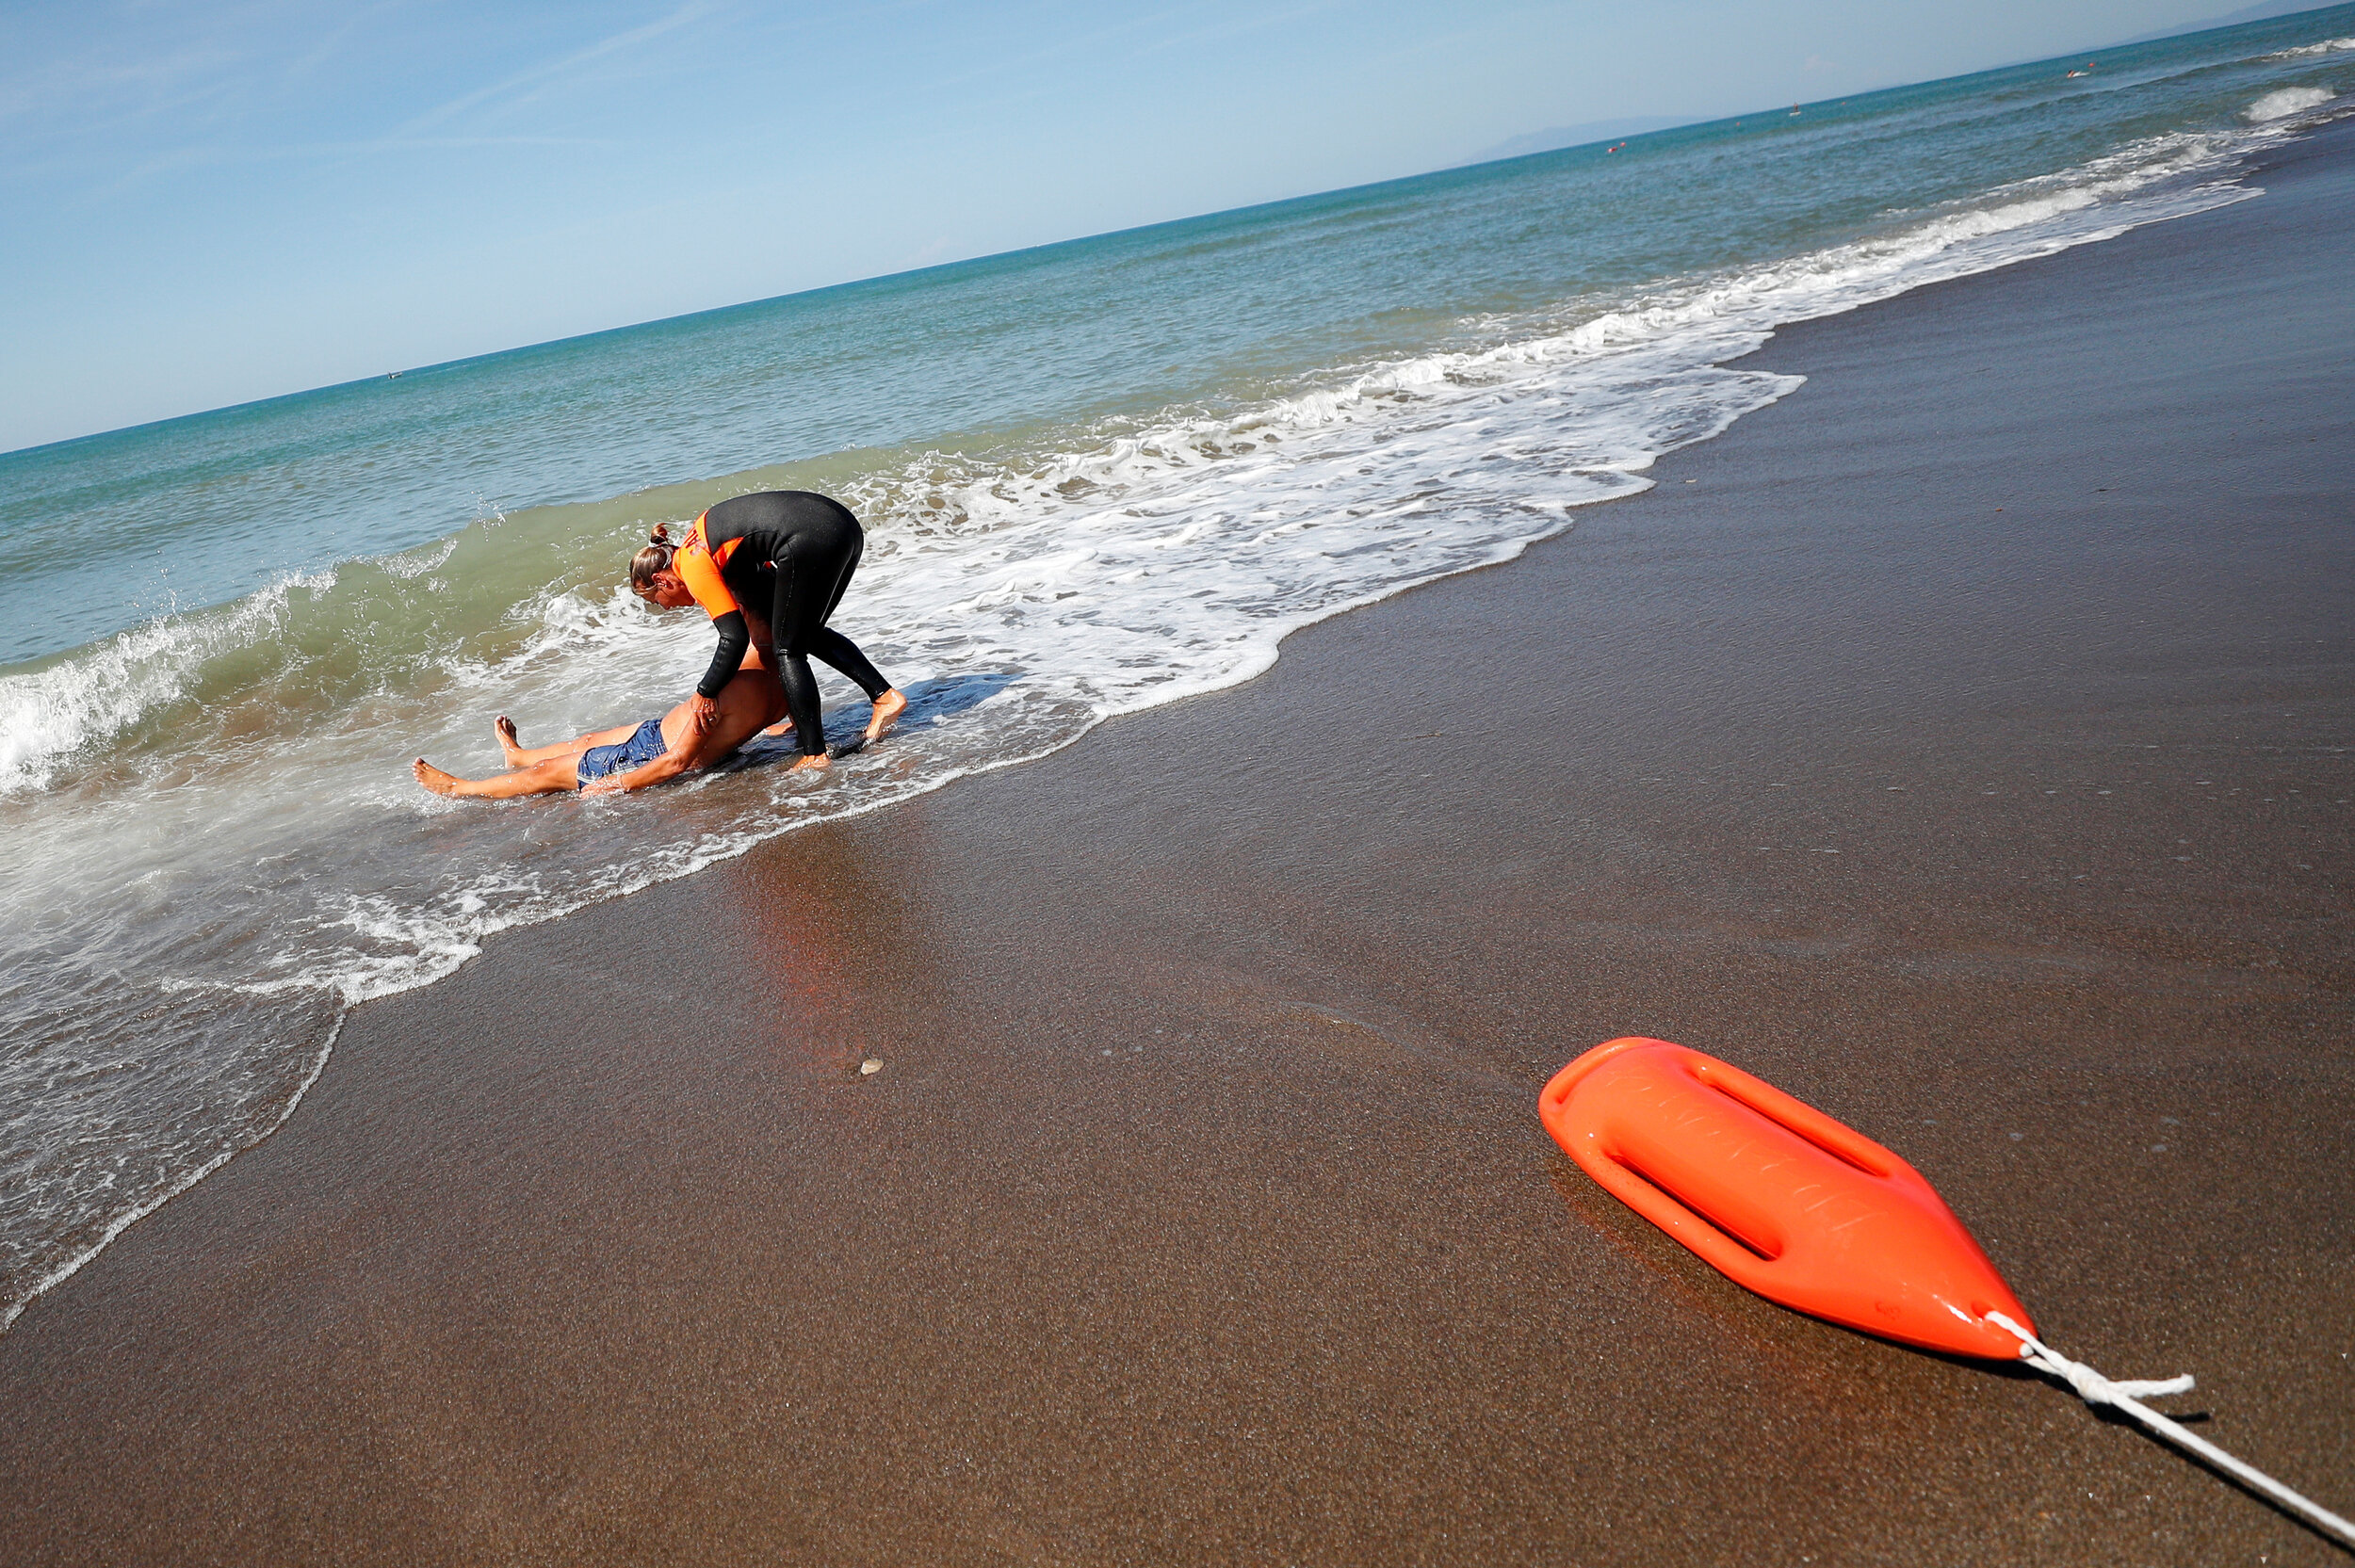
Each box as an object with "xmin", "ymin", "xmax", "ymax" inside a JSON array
[{"xmin": 3, "ymin": 10, "xmax": 2350, "ymax": 1329}]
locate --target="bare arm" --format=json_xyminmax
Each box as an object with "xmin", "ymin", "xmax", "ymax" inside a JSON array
[{"xmin": 582, "ymin": 749, "xmax": 693, "ymax": 795}]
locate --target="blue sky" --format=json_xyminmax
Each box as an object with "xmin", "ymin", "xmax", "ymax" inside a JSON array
[{"xmin": 0, "ymin": 0, "xmax": 2257, "ymax": 451}]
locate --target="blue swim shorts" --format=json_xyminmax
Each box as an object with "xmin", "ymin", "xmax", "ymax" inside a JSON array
[{"xmin": 576, "ymin": 718, "xmax": 668, "ymax": 784}]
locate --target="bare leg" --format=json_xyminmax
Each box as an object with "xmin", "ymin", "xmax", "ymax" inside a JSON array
[
  {"xmin": 765, "ymin": 687, "xmax": 901, "ymax": 743},
  {"xmin": 414, "ymin": 755, "xmax": 580, "ymax": 799},
  {"xmin": 495, "ymin": 716, "xmax": 639, "ymax": 768},
  {"xmin": 864, "ymin": 687, "xmax": 907, "ymax": 743}
]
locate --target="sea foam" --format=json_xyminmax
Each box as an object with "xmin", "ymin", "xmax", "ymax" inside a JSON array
[
  {"xmin": 2266, "ymin": 36, "xmax": 2355, "ymax": 58},
  {"xmin": 2244, "ymin": 86, "xmax": 2339, "ymax": 121},
  {"xmin": 0, "ymin": 574, "xmax": 329, "ymax": 792}
]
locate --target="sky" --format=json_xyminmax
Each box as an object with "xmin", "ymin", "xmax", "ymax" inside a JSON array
[{"xmin": 0, "ymin": 0, "xmax": 2272, "ymax": 452}]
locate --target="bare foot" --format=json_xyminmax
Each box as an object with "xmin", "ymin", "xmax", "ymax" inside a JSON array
[
  {"xmin": 764, "ymin": 717, "xmax": 796, "ymax": 738},
  {"xmin": 494, "ymin": 715, "xmax": 524, "ymax": 766},
  {"xmin": 787, "ymin": 752, "xmax": 832, "ymax": 774},
  {"xmin": 414, "ymin": 759, "xmax": 461, "ymax": 796},
  {"xmin": 865, "ymin": 687, "xmax": 908, "ymax": 743}
]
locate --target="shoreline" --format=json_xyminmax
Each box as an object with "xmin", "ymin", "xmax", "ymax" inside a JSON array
[
  {"xmin": 0, "ymin": 112, "xmax": 2298, "ymax": 1334},
  {"xmin": 2, "ymin": 118, "xmax": 2349, "ymax": 1564}
]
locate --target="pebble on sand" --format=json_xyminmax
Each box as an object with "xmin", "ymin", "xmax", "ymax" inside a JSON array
[{"xmin": 860, "ymin": 1059, "xmax": 884, "ymax": 1076}]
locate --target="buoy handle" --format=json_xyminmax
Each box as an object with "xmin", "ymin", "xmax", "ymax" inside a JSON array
[
  {"xmin": 1687, "ymin": 1057, "xmax": 1897, "ymax": 1179},
  {"xmin": 1582, "ymin": 1143, "xmax": 1787, "ymax": 1289}
]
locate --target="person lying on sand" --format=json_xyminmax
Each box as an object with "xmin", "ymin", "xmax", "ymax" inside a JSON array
[{"xmin": 412, "ymin": 662, "xmax": 786, "ymax": 800}]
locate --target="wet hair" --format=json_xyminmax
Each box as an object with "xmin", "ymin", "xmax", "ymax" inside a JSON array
[{"xmin": 629, "ymin": 524, "xmax": 675, "ymax": 593}]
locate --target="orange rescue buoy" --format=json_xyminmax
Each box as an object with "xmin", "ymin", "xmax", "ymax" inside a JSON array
[{"xmin": 1539, "ymin": 1036, "xmax": 2032, "ymax": 1359}]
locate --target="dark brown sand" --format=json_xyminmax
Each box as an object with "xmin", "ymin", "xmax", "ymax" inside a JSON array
[{"xmin": 5, "ymin": 124, "xmax": 2350, "ymax": 1567}]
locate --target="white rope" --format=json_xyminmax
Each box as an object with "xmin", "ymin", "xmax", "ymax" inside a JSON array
[{"xmin": 1985, "ymin": 1311, "xmax": 2355, "ymax": 1551}]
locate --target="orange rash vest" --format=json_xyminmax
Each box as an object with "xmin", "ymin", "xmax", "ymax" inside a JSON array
[{"xmin": 678, "ymin": 512, "xmax": 754, "ymax": 698}]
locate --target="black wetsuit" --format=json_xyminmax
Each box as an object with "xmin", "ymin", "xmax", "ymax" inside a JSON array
[{"xmin": 688, "ymin": 491, "xmax": 891, "ymax": 756}]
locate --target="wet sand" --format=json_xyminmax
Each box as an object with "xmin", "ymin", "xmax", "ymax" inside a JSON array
[{"xmin": 4, "ymin": 123, "xmax": 2350, "ymax": 1565}]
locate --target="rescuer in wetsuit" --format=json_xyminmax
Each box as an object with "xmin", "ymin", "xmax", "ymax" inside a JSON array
[{"xmin": 630, "ymin": 491, "xmax": 906, "ymax": 771}]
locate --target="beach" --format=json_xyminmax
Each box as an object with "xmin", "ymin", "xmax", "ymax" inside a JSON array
[{"xmin": 3, "ymin": 110, "xmax": 2350, "ymax": 1568}]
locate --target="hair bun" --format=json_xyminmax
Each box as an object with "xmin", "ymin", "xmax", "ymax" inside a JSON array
[{"xmin": 648, "ymin": 522, "xmax": 672, "ymax": 544}]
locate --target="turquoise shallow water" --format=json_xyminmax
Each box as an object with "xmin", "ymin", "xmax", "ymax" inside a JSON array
[
  {"xmin": 9, "ymin": 8, "xmax": 2352, "ymax": 670},
  {"xmin": 0, "ymin": 8, "xmax": 2349, "ymax": 1326}
]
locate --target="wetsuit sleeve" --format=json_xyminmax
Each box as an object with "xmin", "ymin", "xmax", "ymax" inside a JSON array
[
  {"xmin": 696, "ymin": 612, "xmax": 750, "ymax": 700},
  {"xmin": 674, "ymin": 542, "xmax": 749, "ymax": 699}
]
